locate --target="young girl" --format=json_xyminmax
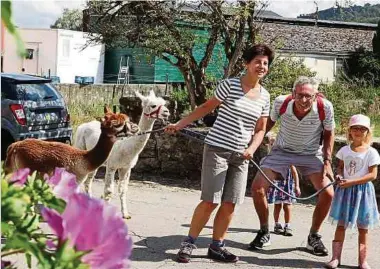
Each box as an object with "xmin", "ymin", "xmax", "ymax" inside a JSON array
[
  {"xmin": 326, "ymin": 114, "xmax": 380, "ymax": 269},
  {"xmin": 265, "ymin": 132, "xmax": 301, "ymax": 236}
]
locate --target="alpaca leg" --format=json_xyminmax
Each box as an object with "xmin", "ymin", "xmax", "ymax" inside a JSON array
[
  {"xmin": 118, "ymin": 168, "xmax": 131, "ymax": 219},
  {"xmin": 103, "ymin": 167, "xmax": 117, "ymax": 201},
  {"xmin": 84, "ymin": 170, "xmax": 96, "ymax": 197}
]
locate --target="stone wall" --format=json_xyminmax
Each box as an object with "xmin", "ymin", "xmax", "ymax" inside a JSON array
[{"xmin": 56, "ymin": 83, "xmax": 172, "ymax": 106}]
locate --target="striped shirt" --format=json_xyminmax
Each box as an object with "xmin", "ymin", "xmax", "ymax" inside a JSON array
[
  {"xmin": 205, "ymin": 77, "xmax": 270, "ymax": 153},
  {"xmin": 271, "ymin": 95, "xmax": 335, "ymax": 155}
]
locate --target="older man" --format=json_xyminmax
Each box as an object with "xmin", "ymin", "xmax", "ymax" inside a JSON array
[{"xmin": 250, "ymin": 76, "xmax": 335, "ymax": 256}]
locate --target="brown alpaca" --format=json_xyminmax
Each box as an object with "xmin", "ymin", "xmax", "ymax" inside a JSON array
[{"xmin": 4, "ymin": 107, "xmax": 138, "ymax": 182}]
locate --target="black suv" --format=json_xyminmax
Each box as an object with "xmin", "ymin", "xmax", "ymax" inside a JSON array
[{"xmin": 1, "ymin": 73, "xmax": 72, "ymax": 160}]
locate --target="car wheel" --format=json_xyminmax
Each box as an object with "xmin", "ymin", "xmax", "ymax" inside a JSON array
[{"xmin": 1, "ymin": 130, "xmax": 14, "ymax": 161}]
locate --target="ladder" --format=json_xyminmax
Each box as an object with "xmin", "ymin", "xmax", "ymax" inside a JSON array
[{"xmin": 117, "ymin": 56, "xmax": 130, "ymax": 85}]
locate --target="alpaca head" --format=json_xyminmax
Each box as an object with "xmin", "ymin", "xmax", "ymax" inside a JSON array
[
  {"xmin": 135, "ymin": 90, "xmax": 170, "ymax": 121},
  {"xmin": 100, "ymin": 106, "xmax": 139, "ymax": 136}
]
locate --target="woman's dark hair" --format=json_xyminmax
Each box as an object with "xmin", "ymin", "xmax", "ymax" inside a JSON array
[{"xmin": 242, "ymin": 44, "xmax": 275, "ymax": 66}]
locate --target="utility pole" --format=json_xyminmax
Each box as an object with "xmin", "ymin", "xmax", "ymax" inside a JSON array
[{"xmin": 314, "ymin": 1, "xmax": 319, "ymax": 26}]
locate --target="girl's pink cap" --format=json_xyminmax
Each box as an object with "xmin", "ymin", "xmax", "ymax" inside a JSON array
[{"xmin": 349, "ymin": 114, "xmax": 371, "ymax": 129}]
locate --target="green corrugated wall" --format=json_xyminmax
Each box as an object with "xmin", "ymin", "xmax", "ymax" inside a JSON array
[
  {"xmin": 154, "ymin": 29, "xmax": 227, "ymax": 83},
  {"xmin": 104, "ymin": 29, "xmax": 227, "ymax": 84},
  {"xmin": 104, "ymin": 48, "xmax": 155, "ymax": 84}
]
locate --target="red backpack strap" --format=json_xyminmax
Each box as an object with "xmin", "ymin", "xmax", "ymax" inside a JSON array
[
  {"xmin": 279, "ymin": 95, "xmax": 293, "ymax": 116},
  {"xmin": 316, "ymin": 95, "xmax": 325, "ymax": 121}
]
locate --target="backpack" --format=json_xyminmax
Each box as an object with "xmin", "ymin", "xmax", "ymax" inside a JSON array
[{"xmin": 278, "ymin": 93, "xmax": 326, "ymax": 145}]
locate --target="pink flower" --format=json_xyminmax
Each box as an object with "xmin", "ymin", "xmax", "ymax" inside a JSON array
[
  {"xmin": 9, "ymin": 168, "xmax": 30, "ymax": 185},
  {"xmin": 1, "ymin": 260, "xmax": 11, "ymax": 269},
  {"xmin": 41, "ymin": 193, "xmax": 132, "ymax": 269},
  {"xmin": 47, "ymin": 168, "xmax": 80, "ymax": 201}
]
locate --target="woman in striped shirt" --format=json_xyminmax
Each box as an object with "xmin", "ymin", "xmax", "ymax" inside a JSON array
[{"xmin": 165, "ymin": 44, "xmax": 274, "ymax": 263}]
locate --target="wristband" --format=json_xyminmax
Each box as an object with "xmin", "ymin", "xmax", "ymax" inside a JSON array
[{"xmin": 323, "ymin": 158, "xmax": 332, "ymax": 163}]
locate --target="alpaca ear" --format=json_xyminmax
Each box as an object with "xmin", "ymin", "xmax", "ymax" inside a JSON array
[
  {"xmin": 149, "ymin": 90, "xmax": 156, "ymax": 98},
  {"xmin": 135, "ymin": 91, "xmax": 145, "ymax": 101},
  {"xmin": 104, "ymin": 105, "xmax": 112, "ymax": 114}
]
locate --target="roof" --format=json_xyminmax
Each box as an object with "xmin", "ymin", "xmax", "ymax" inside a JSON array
[
  {"xmin": 260, "ymin": 16, "xmax": 377, "ymax": 30},
  {"xmin": 1, "ymin": 73, "xmax": 52, "ymax": 84},
  {"xmin": 259, "ymin": 16, "xmax": 376, "ymax": 53}
]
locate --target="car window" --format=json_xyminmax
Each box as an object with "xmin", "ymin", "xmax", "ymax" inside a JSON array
[
  {"xmin": 1, "ymin": 80, "xmax": 17, "ymax": 99},
  {"xmin": 15, "ymin": 83, "xmax": 60, "ymax": 101}
]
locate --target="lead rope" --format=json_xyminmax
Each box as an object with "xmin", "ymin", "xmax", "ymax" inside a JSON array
[
  {"xmin": 177, "ymin": 127, "xmax": 336, "ymax": 201},
  {"xmin": 132, "ymin": 124, "xmax": 336, "ymax": 200}
]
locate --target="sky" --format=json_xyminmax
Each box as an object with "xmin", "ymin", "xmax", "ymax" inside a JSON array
[{"xmin": 10, "ymin": 0, "xmax": 380, "ymax": 29}]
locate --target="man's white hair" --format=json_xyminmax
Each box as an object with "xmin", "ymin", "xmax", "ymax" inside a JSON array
[{"xmin": 292, "ymin": 76, "xmax": 320, "ymax": 92}]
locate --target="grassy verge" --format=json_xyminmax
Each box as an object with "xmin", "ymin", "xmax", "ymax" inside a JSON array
[{"xmin": 68, "ymin": 103, "xmax": 105, "ymax": 136}]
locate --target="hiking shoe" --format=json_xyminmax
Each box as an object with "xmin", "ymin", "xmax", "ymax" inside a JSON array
[
  {"xmin": 207, "ymin": 246, "xmax": 239, "ymax": 263},
  {"xmin": 177, "ymin": 241, "xmax": 197, "ymax": 263},
  {"xmin": 307, "ymin": 233, "xmax": 328, "ymax": 256},
  {"xmin": 274, "ymin": 223, "xmax": 284, "ymax": 234},
  {"xmin": 283, "ymin": 226, "xmax": 293, "ymax": 236},
  {"xmin": 248, "ymin": 229, "xmax": 271, "ymax": 249}
]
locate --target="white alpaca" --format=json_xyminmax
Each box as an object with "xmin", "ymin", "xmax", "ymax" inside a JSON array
[{"xmin": 74, "ymin": 90, "xmax": 170, "ymax": 218}]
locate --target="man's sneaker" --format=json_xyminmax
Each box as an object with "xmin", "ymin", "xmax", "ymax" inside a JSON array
[
  {"xmin": 274, "ymin": 223, "xmax": 284, "ymax": 234},
  {"xmin": 207, "ymin": 246, "xmax": 239, "ymax": 263},
  {"xmin": 248, "ymin": 229, "xmax": 271, "ymax": 249},
  {"xmin": 283, "ymin": 226, "xmax": 293, "ymax": 236},
  {"xmin": 177, "ymin": 241, "xmax": 197, "ymax": 263},
  {"xmin": 307, "ymin": 233, "xmax": 328, "ymax": 256}
]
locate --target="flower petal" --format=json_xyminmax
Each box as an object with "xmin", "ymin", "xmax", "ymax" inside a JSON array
[
  {"xmin": 41, "ymin": 207, "xmax": 64, "ymax": 238},
  {"xmin": 9, "ymin": 168, "xmax": 30, "ymax": 185},
  {"xmin": 48, "ymin": 168, "xmax": 79, "ymax": 201}
]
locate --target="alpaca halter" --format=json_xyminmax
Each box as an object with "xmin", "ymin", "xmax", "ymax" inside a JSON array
[{"xmin": 143, "ymin": 105, "xmax": 162, "ymax": 119}]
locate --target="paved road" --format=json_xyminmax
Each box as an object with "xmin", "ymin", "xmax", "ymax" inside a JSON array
[
  {"xmin": 102, "ymin": 178, "xmax": 380, "ymax": 269},
  {"xmin": 7, "ymin": 177, "xmax": 380, "ymax": 269}
]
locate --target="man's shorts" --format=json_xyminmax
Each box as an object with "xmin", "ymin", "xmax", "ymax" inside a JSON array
[
  {"xmin": 260, "ymin": 147, "xmax": 324, "ymax": 180},
  {"xmin": 201, "ymin": 144, "xmax": 249, "ymax": 205}
]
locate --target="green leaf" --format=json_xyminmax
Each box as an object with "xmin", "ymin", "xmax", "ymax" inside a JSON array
[
  {"xmin": 1, "ymin": 0, "xmax": 26, "ymax": 57},
  {"xmin": 25, "ymin": 253, "xmax": 32, "ymax": 269},
  {"xmin": 6, "ymin": 233, "xmax": 51, "ymax": 267}
]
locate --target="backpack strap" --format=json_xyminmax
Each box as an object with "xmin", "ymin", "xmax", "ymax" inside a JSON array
[
  {"xmin": 279, "ymin": 93, "xmax": 326, "ymax": 121},
  {"xmin": 316, "ymin": 95, "xmax": 325, "ymax": 121},
  {"xmin": 279, "ymin": 95, "xmax": 293, "ymax": 116}
]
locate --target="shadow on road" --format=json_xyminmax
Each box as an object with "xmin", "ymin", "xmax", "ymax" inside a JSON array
[{"xmin": 131, "ymin": 233, "xmax": 327, "ymax": 268}]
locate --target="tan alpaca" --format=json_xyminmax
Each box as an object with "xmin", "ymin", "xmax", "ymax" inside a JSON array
[{"xmin": 4, "ymin": 107, "xmax": 139, "ymax": 182}]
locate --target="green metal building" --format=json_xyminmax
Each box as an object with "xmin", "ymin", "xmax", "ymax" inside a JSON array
[{"xmin": 103, "ymin": 29, "xmax": 227, "ymax": 84}]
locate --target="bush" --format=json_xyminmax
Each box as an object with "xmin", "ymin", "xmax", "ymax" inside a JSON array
[
  {"xmin": 342, "ymin": 48, "xmax": 380, "ymax": 87},
  {"xmin": 262, "ymin": 57, "xmax": 317, "ymax": 96},
  {"xmin": 320, "ymin": 81, "xmax": 380, "ymax": 134}
]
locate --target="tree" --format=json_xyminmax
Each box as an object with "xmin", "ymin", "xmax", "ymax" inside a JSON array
[
  {"xmin": 373, "ymin": 20, "xmax": 380, "ymax": 57},
  {"xmin": 51, "ymin": 8, "xmax": 83, "ymax": 31},
  {"xmin": 84, "ymin": 1, "xmax": 266, "ymax": 108}
]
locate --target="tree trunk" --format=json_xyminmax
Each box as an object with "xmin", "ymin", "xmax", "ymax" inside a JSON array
[
  {"xmin": 180, "ymin": 69, "xmax": 197, "ymax": 110},
  {"xmin": 193, "ymin": 69, "xmax": 207, "ymax": 106}
]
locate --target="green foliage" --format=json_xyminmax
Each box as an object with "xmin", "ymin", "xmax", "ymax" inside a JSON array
[
  {"xmin": 1, "ymin": 0, "xmax": 26, "ymax": 57},
  {"xmin": 51, "ymin": 8, "xmax": 83, "ymax": 31},
  {"xmin": 299, "ymin": 3, "xmax": 380, "ymax": 24},
  {"xmin": 342, "ymin": 48, "xmax": 380, "ymax": 87},
  {"xmin": 320, "ymin": 81, "xmax": 380, "ymax": 134},
  {"xmin": 262, "ymin": 57, "xmax": 317, "ymax": 96},
  {"xmin": 69, "ymin": 103, "xmax": 104, "ymax": 136},
  {"xmin": 373, "ymin": 21, "xmax": 380, "ymax": 57},
  {"xmin": 1, "ymin": 171, "xmax": 88, "ymax": 269}
]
